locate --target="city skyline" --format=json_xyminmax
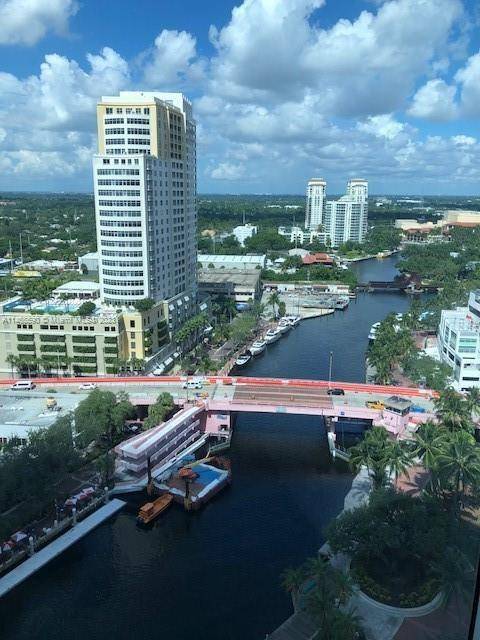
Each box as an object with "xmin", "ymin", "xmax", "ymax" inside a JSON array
[{"xmin": 0, "ymin": 0, "xmax": 479, "ymax": 195}]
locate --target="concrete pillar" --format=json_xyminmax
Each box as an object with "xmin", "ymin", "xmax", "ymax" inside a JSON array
[
  {"xmin": 54, "ymin": 519, "xmax": 58, "ymax": 529},
  {"xmin": 28, "ymin": 536, "xmax": 34, "ymax": 556},
  {"xmin": 104, "ymin": 486, "xmax": 109, "ymax": 503},
  {"xmin": 72, "ymin": 507, "xmax": 77, "ymax": 526}
]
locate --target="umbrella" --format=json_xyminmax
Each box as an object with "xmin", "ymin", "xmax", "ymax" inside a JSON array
[
  {"xmin": 2, "ymin": 542, "xmax": 12, "ymax": 553},
  {"xmin": 82, "ymin": 487, "xmax": 95, "ymax": 495},
  {"xmin": 64, "ymin": 498, "xmax": 77, "ymax": 507}
]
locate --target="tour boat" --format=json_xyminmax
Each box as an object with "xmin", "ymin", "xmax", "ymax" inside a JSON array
[
  {"xmin": 249, "ymin": 340, "xmax": 266, "ymax": 356},
  {"xmin": 278, "ymin": 319, "xmax": 291, "ymax": 333},
  {"xmin": 137, "ymin": 493, "xmax": 173, "ymax": 525},
  {"xmin": 235, "ymin": 352, "xmax": 252, "ymax": 367},
  {"xmin": 264, "ymin": 328, "xmax": 282, "ymax": 344}
]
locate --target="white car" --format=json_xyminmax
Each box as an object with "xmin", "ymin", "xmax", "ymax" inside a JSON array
[
  {"xmin": 182, "ymin": 380, "xmax": 203, "ymax": 390},
  {"xmin": 79, "ymin": 383, "xmax": 97, "ymax": 391}
]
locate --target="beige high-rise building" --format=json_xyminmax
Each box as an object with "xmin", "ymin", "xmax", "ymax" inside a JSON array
[{"xmin": 93, "ymin": 91, "xmax": 197, "ymax": 336}]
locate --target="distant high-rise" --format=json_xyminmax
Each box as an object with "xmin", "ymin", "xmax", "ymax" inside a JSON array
[
  {"xmin": 305, "ymin": 178, "xmax": 327, "ymax": 231},
  {"xmin": 93, "ymin": 91, "xmax": 197, "ymax": 322},
  {"xmin": 324, "ymin": 179, "xmax": 368, "ymax": 247}
]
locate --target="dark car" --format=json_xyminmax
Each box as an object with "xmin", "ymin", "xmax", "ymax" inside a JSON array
[{"xmin": 327, "ymin": 388, "xmax": 345, "ymax": 396}]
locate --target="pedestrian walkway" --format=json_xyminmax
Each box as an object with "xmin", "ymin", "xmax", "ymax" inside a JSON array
[
  {"xmin": 267, "ymin": 612, "xmax": 317, "ymax": 640},
  {"xmin": 0, "ymin": 498, "xmax": 125, "ymax": 598}
]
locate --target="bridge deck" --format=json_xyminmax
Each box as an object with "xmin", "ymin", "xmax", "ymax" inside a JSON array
[{"xmin": 233, "ymin": 384, "xmax": 334, "ymax": 409}]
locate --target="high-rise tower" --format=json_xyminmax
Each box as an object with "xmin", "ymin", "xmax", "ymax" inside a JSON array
[
  {"xmin": 305, "ymin": 178, "xmax": 327, "ymax": 231},
  {"xmin": 92, "ymin": 91, "xmax": 197, "ymax": 317}
]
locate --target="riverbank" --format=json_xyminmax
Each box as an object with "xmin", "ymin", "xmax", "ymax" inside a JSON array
[{"xmin": 0, "ymin": 256, "xmax": 411, "ymax": 640}]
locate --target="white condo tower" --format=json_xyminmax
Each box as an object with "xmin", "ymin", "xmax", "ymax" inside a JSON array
[{"xmin": 92, "ymin": 91, "xmax": 197, "ymax": 314}]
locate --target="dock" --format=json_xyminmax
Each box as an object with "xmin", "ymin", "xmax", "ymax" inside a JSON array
[{"xmin": 0, "ymin": 498, "xmax": 125, "ymax": 598}]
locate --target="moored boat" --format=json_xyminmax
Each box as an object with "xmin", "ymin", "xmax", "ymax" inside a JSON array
[
  {"xmin": 278, "ymin": 319, "xmax": 291, "ymax": 333},
  {"xmin": 137, "ymin": 493, "xmax": 173, "ymax": 525},
  {"xmin": 249, "ymin": 340, "xmax": 266, "ymax": 356},
  {"xmin": 285, "ymin": 315, "xmax": 301, "ymax": 326},
  {"xmin": 264, "ymin": 327, "xmax": 282, "ymax": 344},
  {"xmin": 235, "ymin": 352, "xmax": 252, "ymax": 367}
]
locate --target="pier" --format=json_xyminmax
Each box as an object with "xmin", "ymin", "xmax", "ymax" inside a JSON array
[{"xmin": 0, "ymin": 498, "xmax": 125, "ymax": 598}]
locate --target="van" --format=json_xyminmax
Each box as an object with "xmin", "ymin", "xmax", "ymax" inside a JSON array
[
  {"xmin": 182, "ymin": 380, "xmax": 203, "ymax": 390},
  {"xmin": 11, "ymin": 380, "xmax": 36, "ymax": 391}
]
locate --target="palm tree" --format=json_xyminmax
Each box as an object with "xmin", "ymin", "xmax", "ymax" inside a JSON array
[
  {"xmin": 6, "ymin": 354, "xmax": 18, "ymax": 379},
  {"xmin": 387, "ymin": 440, "xmax": 415, "ymax": 487},
  {"xmin": 436, "ymin": 430, "xmax": 480, "ymax": 517},
  {"xmin": 268, "ymin": 291, "xmax": 280, "ymax": 319},
  {"xmin": 281, "ymin": 566, "xmax": 306, "ymax": 612},
  {"xmin": 414, "ymin": 421, "xmax": 445, "ymax": 470},
  {"xmin": 465, "ymin": 387, "xmax": 480, "ymax": 422},
  {"xmin": 434, "ymin": 388, "xmax": 472, "ymax": 433}
]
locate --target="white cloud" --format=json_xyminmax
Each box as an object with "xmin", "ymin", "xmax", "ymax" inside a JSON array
[
  {"xmin": 142, "ymin": 29, "xmax": 204, "ymax": 87},
  {"xmin": 408, "ymin": 79, "xmax": 458, "ymax": 121},
  {"xmin": 208, "ymin": 0, "xmax": 463, "ymax": 116},
  {"xmin": 0, "ymin": 0, "xmax": 78, "ymax": 46},
  {"xmin": 209, "ymin": 162, "xmax": 246, "ymax": 180},
  {"xmin": 455, "ymin": 51, "xmax": 480, "ymax": 116},
  {"xmin": 357, "ymin": 115, "xmax": 405, "ymax": 140}
]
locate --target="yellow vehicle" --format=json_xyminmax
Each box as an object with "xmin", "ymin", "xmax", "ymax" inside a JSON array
[
  {"xmin": 366, "ymin": 400, "xmax": 385, "ymax": 410},
  {"xmin": 46, "ymin": 397, "xmax": 57, "ymax": 410}
]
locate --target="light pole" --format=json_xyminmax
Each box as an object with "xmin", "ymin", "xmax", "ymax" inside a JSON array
[{"xmin": 328, "ymin": 351, "xmax": 333, "ymax": 390}]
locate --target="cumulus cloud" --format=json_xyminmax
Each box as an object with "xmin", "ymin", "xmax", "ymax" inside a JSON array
[
  {"xmin": 142, "ymin": 29, "xmax": 205, "ymax": 87},
  {"xmin": 208, "ymin": 0, "xmax": 462, "ymax": 116},
  {"xmin": 209, "ymin": 162, "xmax": 246, "ymax": 180},
  {"xmin": 0, "ymin": 0, "xmax": 479, "ymax": 193},
  {"xmin": 408, "ymin": 79, "xmax": 458, "ymax": 121},
  {"xmin": 0, "ymin": 0, "xmax": 78, "ymax": 46}
]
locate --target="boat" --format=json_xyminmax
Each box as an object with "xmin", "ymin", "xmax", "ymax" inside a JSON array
[
  {"xmin": 285, "ymin": 315, "xmax": 301, "ymax": 326},
  {"xmin": 335, "ymin": 297, "xmax": 349, "ymax": 310},
  {"xmin": 235, "ymin": 352, "xmax": 252, "ymax": 367},
  {"xmin": 249, "ymin": 340, "xmax": 266, "ymax": 356},
  {"xmin": 264, "ymin": 327, "xmax": 282, "ymax": 344},
  {"xmin": 278, "ymin": 319, "xmax": 291, "ymax": 333},
  {"xmin": 137, "ymin": 493, "xmax": 173, "ymax": 525},
  {"xmin": 368, "ymin": 322, "xmax": 380, "ymax": 341}
]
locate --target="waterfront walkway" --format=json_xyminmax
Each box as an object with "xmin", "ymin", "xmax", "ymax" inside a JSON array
[{"xmin": 0, "ymin": 499, "xmax": 125, "ymax": 598}]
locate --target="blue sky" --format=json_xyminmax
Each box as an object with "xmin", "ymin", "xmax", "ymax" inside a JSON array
[{"xmin": 0, "ymin": 0, "xmax": 479, "ymax": 194}]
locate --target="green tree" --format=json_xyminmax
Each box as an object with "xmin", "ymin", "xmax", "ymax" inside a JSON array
[
  {"xmin": 143, "ymin": 392, "xmax": 175, "ymax": 430},
  {"xmin": 268, "ymin": 291, "xmax": 280, "ymax": 318},
  {"xmin": 281, "ymin": 566, "xmax": 306, "ymax": 612},
  {"xmin": 75, "ymin": 301, "xmax": 96, "ymax": 316},
  {"xmin": 74, "ymin": 389, "xmax": 123, "ymax": 448}
]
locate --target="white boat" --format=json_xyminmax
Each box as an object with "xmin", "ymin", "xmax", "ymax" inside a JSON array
[
  {"xmin": 285, "ymin": 315, "xmax": 301, "ymax": 326},
  {"xmin": 264, "ymin": 328, "xmax": 282, "ymax": 344},
  {"xmin": 335, "ymin": 297, "xmax": 349, "ymax": 310},
  {"xmin": 278, "ymin": 319, "xmax": 291, "ymax": 333},
  {"xmin": 235, "ymin": 353, "xmax": 252, "ymax": 367},
  {"xmin": 249, "ymin": 340, "xmax": 266, "ymax": 356},
  {"xmin": 368, "ymin": 322, "xmax": 380, "ymax": 341}
]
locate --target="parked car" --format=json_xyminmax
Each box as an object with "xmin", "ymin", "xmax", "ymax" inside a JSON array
[
  {"xmin": 366, "ymin": 400, "xmax": 385, "ymax": 410},
  {"xmin": 327, "ymin": 388, "xmax": 345, "ymax": 396},
  {"xmin": 410, "ymin": 404, "xmax": 426, "ymax": 413},
  {"xmin": 182, "ymin": 380, "xmax": 203, "ymax": 389},
  {"xmin": 79, "ymin": 382, "xmax": 97, "ymax": 391},
  {"xmin": 11, "ymin": 380, "xmax": 35, "ymax": 390}
]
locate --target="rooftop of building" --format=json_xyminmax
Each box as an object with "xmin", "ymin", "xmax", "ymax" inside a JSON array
[
  {"xmin": 198, "ymin": 254, "xmax": 265, "ymax": 265},
  {"xmin": 53, "ymin": 281, "xmax": 100, "ymax": 293},
  {"xmin": 0, "ymin": 295, "xmax": 118, "ymax": 319},
  {"xmin": 198, "ymin": 269, "xmax": 261, "ymax": 287},
  {"xmin": 78, "ymin": 251, "xmax": 99, "ymax": 260}
]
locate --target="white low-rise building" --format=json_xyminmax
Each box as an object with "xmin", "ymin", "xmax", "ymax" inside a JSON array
[
  {"xmin": 232, "ymin": 224, "xmax": 257, "ymax": 247},
  {"xmin": 438, "ymin": 290, "xmax": 480, "ymax": 390},
  {"xmin": 197, "ymin": 254, "xmax": 266, "ymax": 270}
]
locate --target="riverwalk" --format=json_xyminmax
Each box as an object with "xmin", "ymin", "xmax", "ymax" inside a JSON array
[{"xmin": 0, "ymin": 498, "xmax": 125, "ymax": 598}]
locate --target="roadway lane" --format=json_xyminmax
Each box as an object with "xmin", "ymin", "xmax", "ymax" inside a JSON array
[{"xmin": 232, "ymin": 384, "xmax": 334, "ymax": 408}]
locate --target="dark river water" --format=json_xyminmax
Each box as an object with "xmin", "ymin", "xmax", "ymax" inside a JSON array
[{"xmin": 0, "ymin": 256, "xmax": 411, "ymax": 640}]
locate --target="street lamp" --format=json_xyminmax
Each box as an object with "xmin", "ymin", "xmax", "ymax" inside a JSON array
[{"xmin": 328, "ymin": 351, "xmax": 333, "ymax": 390}]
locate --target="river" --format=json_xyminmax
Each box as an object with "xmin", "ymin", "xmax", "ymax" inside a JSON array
[{"xmin": 0, "ymin": 256, "xmax": 410, "ymax": 640}]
